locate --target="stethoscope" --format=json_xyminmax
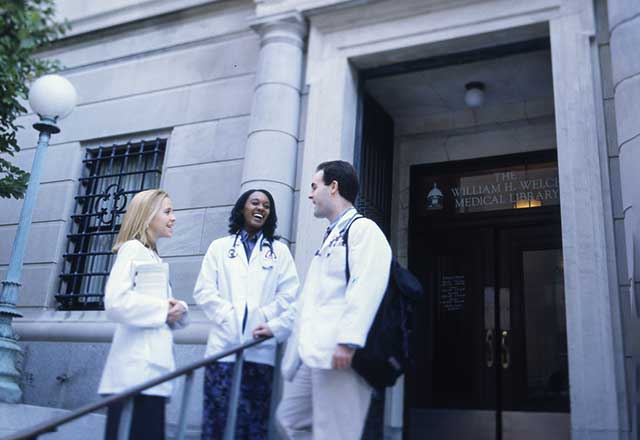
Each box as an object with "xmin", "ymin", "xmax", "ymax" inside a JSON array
[{"xmin": 227, "ymin": 232, "xmax": 277, "ymax": 268}]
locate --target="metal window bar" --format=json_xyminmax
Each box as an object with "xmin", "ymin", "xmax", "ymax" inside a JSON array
[
  {"xmin": 5, "ymin": 337, "xmax": 273, "ymax": 440},
  {"xmin": 56, "ymin": 139, "xmax": 165, "ymax": 310}
]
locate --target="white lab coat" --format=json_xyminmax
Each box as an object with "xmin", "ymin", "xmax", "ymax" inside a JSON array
[
  {"xmin": 194, "ymin": 233, "xmax": 299, "ymax": 365},
  {"xmin": 98, "ymin": 239, "xmax": 188, "ymax": 397},
  {"xmin": 281, "ymin": 208, "xmax": 392, "ymax": 380}
]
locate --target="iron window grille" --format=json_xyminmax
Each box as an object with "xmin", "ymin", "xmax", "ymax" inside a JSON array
[{"xmin": 56, "ymin": 139, "xmax": 166, "ymax": 310}]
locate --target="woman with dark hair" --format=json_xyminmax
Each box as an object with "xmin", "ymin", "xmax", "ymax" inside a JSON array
[{"xmin": 194, "ymin": 189, "xmax": 300, "ymax": 440}]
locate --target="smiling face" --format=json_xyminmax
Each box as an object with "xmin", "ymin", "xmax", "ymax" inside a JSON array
[
  {"xmin": 242, "ymin": 191, "xmax": 271, "ymax": 234},
  {"xmin": 148, "ymin": 197, "xmax": 176, "ymax": 242},
  {"xmin": 309, "ymin": 170, "xmax": 335, "ymax": 219}
]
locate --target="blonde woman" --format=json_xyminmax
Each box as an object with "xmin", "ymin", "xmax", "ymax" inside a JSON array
[{"xmin": 98, "ymin": 189, "xmax": 188, "ymax": 440}]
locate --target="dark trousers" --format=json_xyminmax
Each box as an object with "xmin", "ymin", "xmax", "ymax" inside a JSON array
[
  {"xmin": 201, "ymin": 361, "xmax": 274, "ymax": 440},
  {"xmin": 104, "ymin": 394, "xmax": 166, "ymax": 440}
]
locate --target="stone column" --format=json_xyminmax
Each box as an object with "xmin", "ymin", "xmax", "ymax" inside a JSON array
[
  {"xmin": 607, "ymin": 0, "xmax": 640, "ymax": 436},
  {"xmin": 242, "ymin": 14, "xmax": 307, "ymax": 243},
  {"xmin": 549, "ymin": 10, "xmax": 627, "ymax": 439},
  {"xmin": 609, "ymin": 2, "xmax": 640, "ymax": 303}
]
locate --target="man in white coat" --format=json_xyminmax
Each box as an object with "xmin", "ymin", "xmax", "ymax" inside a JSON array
[{"xmin": 277, "ymin": 160, "xmax": 392, "ymax": 440}]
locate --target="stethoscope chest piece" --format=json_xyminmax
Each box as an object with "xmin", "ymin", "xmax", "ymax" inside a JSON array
[
  {"xmin": 261, "ymin": 249, "xmax": 277, "ymax": 269},
  {"xmin": 227, "ymin": 248, "xmax": 238, "ymax": 259}
]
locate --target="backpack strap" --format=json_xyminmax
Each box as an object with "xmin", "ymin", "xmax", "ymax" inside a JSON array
[{"xmin": 341, "ymin": 214, "xmax": 365, "ymax": 282}]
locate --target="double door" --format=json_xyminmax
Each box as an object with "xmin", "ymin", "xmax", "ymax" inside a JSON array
[{"xmin": 407, "ymin": 222, "xmax": 569, "ymax": 440}]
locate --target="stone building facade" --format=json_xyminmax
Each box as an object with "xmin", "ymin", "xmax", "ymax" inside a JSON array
[{"xmin": 2, "ymin": 0, "xmax": 640, "ymax": 439}]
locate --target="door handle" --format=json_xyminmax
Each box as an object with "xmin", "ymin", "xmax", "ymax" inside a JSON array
[
  {"xmin": 500, "ymin": 330, "xmax": 510, "ymax": 369},
  {"xmin": 485, "ymin": 329, "xmax": 494, "ymax": 367}
]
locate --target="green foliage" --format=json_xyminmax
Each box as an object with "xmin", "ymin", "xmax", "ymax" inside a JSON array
[{"xmin": 0, "ymin": 0, "xmax": 69, "ymax": 199}]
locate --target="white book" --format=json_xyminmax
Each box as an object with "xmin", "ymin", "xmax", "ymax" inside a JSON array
[{"xmin": 132, "ymin": 262, "xmax": 169, "ymax": 300}]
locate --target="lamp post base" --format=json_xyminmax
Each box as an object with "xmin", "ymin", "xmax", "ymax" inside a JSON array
[{"xmin": 0, "ymin": 315, "xmax": 22, "ymax": 403}]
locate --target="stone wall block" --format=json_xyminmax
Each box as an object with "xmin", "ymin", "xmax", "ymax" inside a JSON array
[
  {"xmin": 215, "ymin": 117, "xmax": 250, "ymax": 160},
  {"xmin": 524, "ymin": 97, "xmax": 555, "ymax": 119},
  {"xmin": 614, "ymin": 74, "xmax": 640, "ymax": 145},
  {"xmin": 15, "ymin": 76, "xmax": 255, "ymax": 148},
  {"xmin": 201, "ymin": 206, "xmax": 233, "ymax": 252},
  {"xmin": 47, "ymin": 3, "xmax": 255, "ymax": 70},
  {"xmin": 0, "ymin": 181, "xmax": 76, "ymax": 226},
  {"xmin": 19, "ymin": 341, "xmax": 69, "ymax": 408},
  {"xmin": 166, "ymin": 121, "xmax": 218, "ymax": 168},
  {"xmin": 164, "ymin": 256, "xmax": 205, "ymax": 304},
  {"xmin": 610, "ymin": 18, "xmax": 640, "ymax": 87},
  {"xmin": 451, "ymin": 109, "xmax": 475, "ymax": 130},
  {"xmin": 0, "ymin": 265, "xmax": 58, "ymax": 307},
  {"xmin": 0, "ymin": 222, "xmax": 66, "ymax": 265},
  {"xmin": 7, "ymin": 142, "xmax": 82, "ymax": 183},
  {"xmin": 163, "ymin": 161, "xmax": 243, "ymax": 210},
  {"xmin": 399, "ymin": 134, "xmax": 448, "ymax": 166},
  {"xmin": 242, "ymin": 132, "xmax": 298, "ymax": 188},
  {"xmin": 395, "ymin": 116, "xmax": 426, "ymax": 136},
  {"xmin": 61, "ymin": 343, "xmax": 110, "ymax": 409},
  {"xmin": 157, "ymin": 209, "xmax": 205, "ymax": 257},
  {"xmin": 167, "ymin": 116, "xmax": 250, "ymax": 168},
  {"xmin": 67, "ymin": 36, "xmax": 259, "ymax": 107},
  {"xmin": 476, "ymin": 101, "xmax": 526, "ymax": 126},
  {"xmin": 422, "ymin": 112, "xmax": 452, "ymax": 132}
]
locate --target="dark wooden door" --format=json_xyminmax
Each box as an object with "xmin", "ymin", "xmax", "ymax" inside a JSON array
[
  {"xmin": 407, "ymin": 226, "xmax": 498, "ymax": 439},
  {"xmin": 498, "ymin": 224, "xmax": 569, "ymax": 439},
  {"xmin": 407, "ymin": 222, "xmax": 569, "ymax": 440}
]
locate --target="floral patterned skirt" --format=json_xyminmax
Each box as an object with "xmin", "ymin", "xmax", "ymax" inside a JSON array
[{"xmin": 201, "ymin": 361, "xmax": 274, "ymax": 440}]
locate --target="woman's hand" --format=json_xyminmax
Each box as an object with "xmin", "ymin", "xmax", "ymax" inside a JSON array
[
  {"xmin": 252, "ymin": 323, "xmax": 273, "ymax": 339},
  {"xmin": 166, "ymin": 299, "xmax": 186, "ymax": 324}
]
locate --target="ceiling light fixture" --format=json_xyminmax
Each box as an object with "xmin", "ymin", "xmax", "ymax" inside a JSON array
[{"xmin": 464, "ymin": 81, "xmax": 485, "ymax": 108}]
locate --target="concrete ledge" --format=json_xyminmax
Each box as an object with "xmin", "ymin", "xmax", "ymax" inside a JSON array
[
  {"xmin": 0, "ymin": 403, "xmax": 105, "ymax": 440},
  {"xmin": 13, "ymin": 310, "xmax": 211, "ymax": 344}
]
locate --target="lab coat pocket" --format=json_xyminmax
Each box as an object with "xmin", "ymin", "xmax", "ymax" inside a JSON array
[
  {"xmin": 218, "ymin": 308, "xmax": 239, "ymax": 345},
  {"xmin": 325, "ymin": 245, "xmax": 348, "ymax": 281},
  {"xmin": 144, "ymin": 326, "xmax": 174, "ymax": 370}
]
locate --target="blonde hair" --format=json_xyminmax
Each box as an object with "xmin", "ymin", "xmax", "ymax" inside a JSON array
[{"xmin": 112, "ymin": 189, "xmax": 169, "ymax": 253}]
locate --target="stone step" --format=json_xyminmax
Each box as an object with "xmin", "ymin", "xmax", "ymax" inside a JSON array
[{"xmin": 0, "ymin": 403, "xmax": 105, "ymax": 439}]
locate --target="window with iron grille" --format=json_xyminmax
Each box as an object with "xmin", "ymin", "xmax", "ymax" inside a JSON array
[{"xmin": 56, "ymin": 139, "xmax": 166, "ymax": 310}]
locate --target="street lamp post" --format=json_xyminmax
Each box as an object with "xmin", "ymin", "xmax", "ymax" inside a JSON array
[{"xmin": 0, "ymin": 75, "xmax": 77, "ymax": 403}]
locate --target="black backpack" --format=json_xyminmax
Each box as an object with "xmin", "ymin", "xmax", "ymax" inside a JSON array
[{"xmin": 342, "ymin": 216, "xmax": 424, "ymax": 390}]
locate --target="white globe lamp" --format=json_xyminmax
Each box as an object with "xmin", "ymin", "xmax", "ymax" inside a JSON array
[
  {"xmin": 464, "ymin": 81, "xmax": 485, "ymax": 108},
  {"xmin": 28, "ymin": 74, "xmax": 77, "ymax": 122}
]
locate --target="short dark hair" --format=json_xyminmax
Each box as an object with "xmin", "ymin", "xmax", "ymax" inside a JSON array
[
  {"xmin": 228, "ymin": 189, "xmax": 279, "ymax": 241},
  {"xmin": 316, "ymin": 160, "xmax": 359, "ymax": 204}
]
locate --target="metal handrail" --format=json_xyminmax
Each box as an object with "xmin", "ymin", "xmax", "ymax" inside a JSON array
[{"xmin": 4, "ymin": 336, "xmax": 273, "ymax": 440}]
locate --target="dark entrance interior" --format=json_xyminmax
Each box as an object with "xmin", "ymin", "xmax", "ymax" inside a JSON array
[
  {"xmin": 355, "ymin": 30, "xmax": 563, "ymax": 439},
  {"xmin": 407, "ymin": 152, "xmax": 569, "ymax": 440}
]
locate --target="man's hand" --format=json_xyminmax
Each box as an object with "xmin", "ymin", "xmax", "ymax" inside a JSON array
[
  {"xmin": 252, "ymin": 323, "xmax": 273, "ymax": 339},
  {"xmin": 332, "ymin": 344, "xmax": 355, "ymax": 369},
  {"xmin": 166, "ymin": 299, "xmax": 186, "ymax": 324}
]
